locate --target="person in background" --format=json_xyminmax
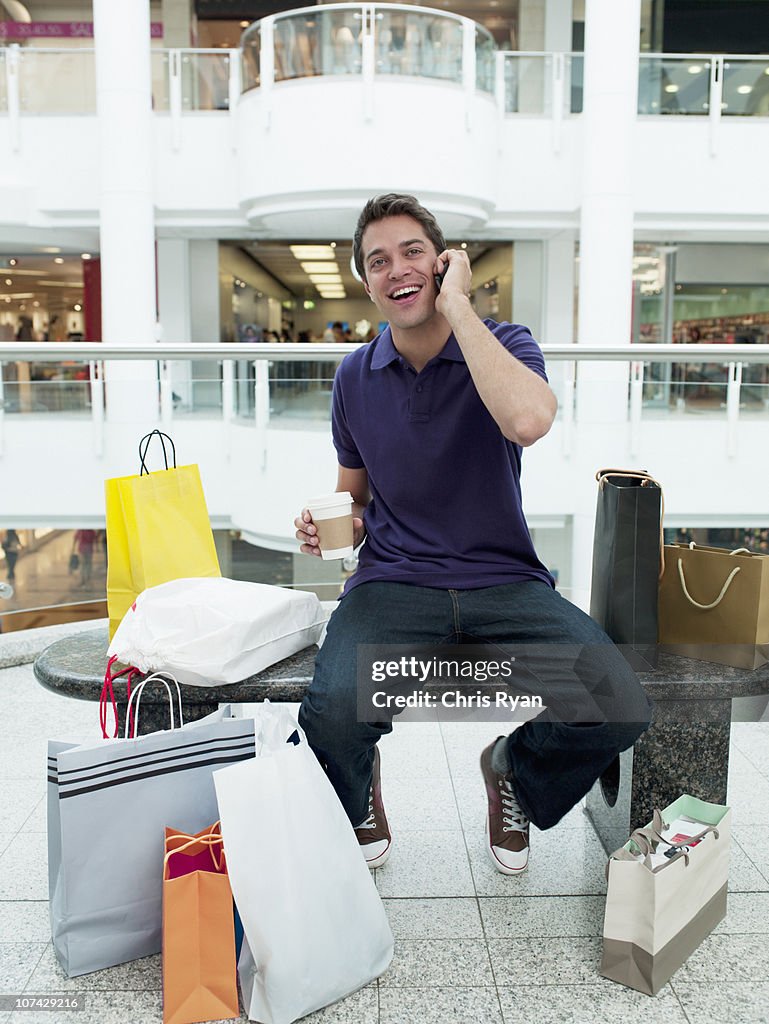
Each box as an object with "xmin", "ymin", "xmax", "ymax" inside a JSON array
[
  {"xmin": 2, "ymin": 530, "xmax": 21, "ymax": 582},
  {"xmin": 73, "ymin": 529, "xmax": 97, "ymax": 586}
]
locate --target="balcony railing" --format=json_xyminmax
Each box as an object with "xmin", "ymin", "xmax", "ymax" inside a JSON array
[
  {"xmin": 1, "ymin": 342, "xmax": 768, "ymax": 460},
  {"xmin": 1, "ymin": 37, "xmax": 768, "ymax": 126},
  {"xmin": 240, "ymin": 4, "xmax": 496, "ymax": 95}
]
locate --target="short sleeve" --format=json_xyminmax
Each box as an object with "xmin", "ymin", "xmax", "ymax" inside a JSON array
[
  {"xmin": 493, "ymin": 322, "xmax": 548, "ymax": 383},
  {"xmin": 331, "ymin": 370, "xmax": 365, "ymax": 469}
]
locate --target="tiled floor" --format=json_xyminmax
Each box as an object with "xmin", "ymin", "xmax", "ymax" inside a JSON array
[{"xmin": 1, "ymin": 663, "xmax": 768, "ymax": 1023}]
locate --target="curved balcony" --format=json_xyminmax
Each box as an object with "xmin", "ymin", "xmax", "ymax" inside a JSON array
[{"xmin": 235, "ymin": 4, "xmax": 498, "ymax": 235}]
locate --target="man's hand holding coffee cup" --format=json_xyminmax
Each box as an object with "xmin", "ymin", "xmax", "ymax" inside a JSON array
[
  {"xmin": 295, "ymin": 510, "xmax": 364, "ymax": 557},
  {"xmin": 295, "ymin": 492, "xmax": 362, "ymax": 559}
]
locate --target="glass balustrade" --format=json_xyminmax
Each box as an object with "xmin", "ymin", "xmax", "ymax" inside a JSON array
[
  {"xmin": 2, "ymin": 39, "xmax": 769, "ymax": 119},
  {"xmin": 2, "ymin": 349, "xmax": 767, "ymax": 423},
  {"xmin": 503, "ymin": 53, "xmax": 552, "ymax": 114},
  {"xmin": 0, "ymin": 361, "xmax": 93, "ymax": 414},
  {"xmin": 17, "ymin": 48, "xmax": 96, "ymax": 114},
  {"xmin": 475, "ymin": 27, "xmax": 495, "ymax": 94},
  {"xmin": 375, "ymin": 8, "xmax": 463, "ymax": 81},
  {"xmin": 567, "ymin": 52, "xmax": 583, "ymax": 113},
  {"xmin": 180, "ymin": 51, "xmax": 231, "ymax": 110},
  {"xmin": 151, "ymin": 50, "xmax": 171, "ymax": 110},
  {"xmin": 722, "ymin": 58, "xmax": 769, "ymax": 116},
  {"xmin": 638, "ymin": 55, "xmax": 712, "ymax": 115}
]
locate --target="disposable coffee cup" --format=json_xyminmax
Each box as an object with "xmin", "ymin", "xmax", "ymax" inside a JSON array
[{"xmin": 306, "ymin": 491, "xmax": 354, "ymax": 560}]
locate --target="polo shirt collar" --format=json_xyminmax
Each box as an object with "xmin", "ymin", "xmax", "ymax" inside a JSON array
[{"xmin": 370, "ymin": 325, "xmax": 465, "ymax": 369}]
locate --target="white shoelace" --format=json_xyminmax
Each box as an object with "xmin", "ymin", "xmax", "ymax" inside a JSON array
[
  {"xmin": 499, "ymin": 777, "xmax": 529, "ymax": 833},
  {"xmin": 356, "ymin": 793, "xmax": 376, "ymax": 830}
]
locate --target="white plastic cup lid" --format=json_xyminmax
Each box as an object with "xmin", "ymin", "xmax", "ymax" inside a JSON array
[{"xmin": 306, "ymin": 491, "xmax": 353, "ymax": 511}]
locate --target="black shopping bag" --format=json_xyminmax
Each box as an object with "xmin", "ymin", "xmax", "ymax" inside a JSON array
[{"xmin": 590, "ymin": 468, "xmax": 662, "ymax": 670}]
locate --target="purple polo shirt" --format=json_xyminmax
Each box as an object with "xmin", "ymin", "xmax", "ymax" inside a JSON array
[{"xmin": 332, "ymin": 319, "xmax": 554, "ymax": 594}]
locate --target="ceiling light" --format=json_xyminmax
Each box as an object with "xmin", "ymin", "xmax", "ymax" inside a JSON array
[
  {"xmin": 54, "ymin": 257, "xmax": 64, "ymax": 264},
  {"xmin": 330, "ymin": 241, "xmax": 337, "ymax": 249},
  {"xmin": 74, "ymin": 303, "xmax": 82, "ymax": 311},
  {"xmin": 290, "ymin": 245, "xmax": 336, "ymax": 260},
  {"xmin": 4, "ymin": 278, "xmax": 11, "ymax": 286},
  {"xmin": 81, "ymin": 253, "xmax": 92, "ymax": 259},
  {"xmin": 318, "ymin": 288, "xmax": 346, "ymax": 296},
  {"xmin": 737, "ymin": 85, "xmax": 752, "ymax": 94},
  {"xmin": 664, "ymin": 84, "xmax": 679, "ymax": 93},
  {"xmin": 301, "ymin": 262, "xmax": 339, "ymax": 274},
  {"xmin": 240, "ymin": 19, "xmax": 249, "ymax": 27},
  {"xmin": 8, "ymin": 258, "xmax": 17, "ymax": 266},
  {"xmin": 461, "ymin": 242, "xmax": 468, "ymax": 249},
  {"xmin": 41, "ymin": 247, "xmax": 60, "ymax": 253},
  {"xmin": 310, "ymin": 274, "xmax": 343, "ymax": 285},
  {"xmin": 33, "ymin": 301, "xmax": 39, "ymax": 307},
  {"xmin": 688, "ymin": 65, "xmax": 702, "ymax": 74},
  {"xmin": 3, "ymin": 297, "xmax": 9, "ymax": 303}
]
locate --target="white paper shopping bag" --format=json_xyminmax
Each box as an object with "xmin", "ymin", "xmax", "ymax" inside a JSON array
[{"xmin": 214, "ymin": 705, "xmax": 393, "ymax": 1024}]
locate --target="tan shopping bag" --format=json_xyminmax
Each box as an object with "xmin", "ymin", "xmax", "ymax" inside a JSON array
[
  {"xmin": 658, "ymin": 542, "xmax": 769, "ymax": 669},
  {"xmin": 601, "ymin": 795, "xmax": 730, "ymax": 996}
]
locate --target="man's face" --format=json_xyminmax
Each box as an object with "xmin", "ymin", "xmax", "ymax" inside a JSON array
[{"xmin": 361, "ymin": 215, "xmax": 440, "ymax": 331}]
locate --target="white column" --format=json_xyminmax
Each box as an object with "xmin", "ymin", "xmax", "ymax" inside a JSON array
[
  {"xmin": 541, "ymin": 235, "xmax": 575, "ymax": 401},
  {"xmin": 157, "ymin": 238, "xmax": 192, "ymax": 407},
  {"xmin": 544, "ymin": 0, "xmax": 574, "ymax": 51},
  {"xmin": 572, "ymin": 0, "xmax": 641, "ymax": 602},
  {"xmin": 576, "ymin": 0, "xmax": 640, "ymax": 394},
  {"xmin": 542, "ymin": 236, "xmax": 575, "ymax": 345},
  {"xmin": 161, "ymin": 0, "xmax": 195, "ymax": 47},
  {"xmin": 189, "ymin": 241, "xmax": 222, "ymax": 411},
  {"xmin": 512, "ymin": 241, "xmax": 544, "ymax": 340},
  {"xmin": 93, "ymin": 0, "xmax": 158, "ymax": 424}
]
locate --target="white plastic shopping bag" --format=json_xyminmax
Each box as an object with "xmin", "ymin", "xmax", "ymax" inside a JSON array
[
  {"xmin": 108, "ymin": 577, "xmax": 327, "ymax": 686},
  {"xmin": 214, "ymin": 704, "xmax": 394, "ymax": 1024}
]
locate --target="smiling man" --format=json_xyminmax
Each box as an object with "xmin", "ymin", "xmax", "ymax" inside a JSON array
[{"xmin": 295, "ymin": 193, "xmax": 652, "ymax": 873}]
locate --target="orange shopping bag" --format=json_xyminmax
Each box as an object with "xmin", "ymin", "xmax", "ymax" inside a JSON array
[{"xmin": 162, "ymin": 824, "xmax": 239, "ymax": 1024}]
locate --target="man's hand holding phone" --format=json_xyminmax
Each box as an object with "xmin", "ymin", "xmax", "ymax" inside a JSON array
[{"xmin": 433, "ymin": 248, "xmax": 472, "ymax": 318}]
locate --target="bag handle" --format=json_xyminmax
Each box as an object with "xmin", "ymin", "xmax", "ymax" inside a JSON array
[
  {"xmin": 676, "ymin": 544, "xmax": 751, "ymax": 611},
  {"xmin": 124, "ymin": 672, "xmax": 184, "ymax": 738},
  {"xmin": 596, "ymin": 468, "xmax": 666, "ymax": 579},
  {"xmin": 139, "ymin": 430, "xmax": 177, "ymax": 476},
  {"xmin": 100, "ymin": 655, "xmax": 141, "ymax": 739},
  {"xmin": 164, "ymin": 829, "xmax": 225, "ymax": 872},
  {"xmin": 607, "ymin": 808, "xmax": 722, "ymax": 876}
]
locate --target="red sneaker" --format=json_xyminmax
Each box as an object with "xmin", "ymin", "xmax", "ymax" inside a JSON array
[
  {"xmin": 480, "ymin": 738, "xmax": 530, "ymax": 874},
  {"xmin": 354, "ymin": 746, "xmax": 392, "ymax": 869}
]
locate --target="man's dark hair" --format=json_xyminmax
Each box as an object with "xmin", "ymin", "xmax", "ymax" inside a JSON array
[{"xmin": 353, "ymin": 194, "xmax": 447, "ymax": 280}]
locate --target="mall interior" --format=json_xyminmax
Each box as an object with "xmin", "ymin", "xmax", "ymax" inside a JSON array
[{"xmin": 1, "ymin": 0, "xmax": 769, "ymax": 1021}]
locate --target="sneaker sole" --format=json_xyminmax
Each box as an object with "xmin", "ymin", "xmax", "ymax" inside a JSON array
[{"xmin": 484, "ymin": 814, "xmax": 528, "ymax": 875}]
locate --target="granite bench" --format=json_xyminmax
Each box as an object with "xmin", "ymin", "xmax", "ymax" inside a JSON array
[{"xmin": 33, "ymin": 627, "xmax": 769, "ymax": 855}]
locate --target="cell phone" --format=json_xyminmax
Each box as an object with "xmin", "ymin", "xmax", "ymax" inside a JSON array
[{"xmin": 434, "ymin": 269, "xmax": 446, "ymax": 291}]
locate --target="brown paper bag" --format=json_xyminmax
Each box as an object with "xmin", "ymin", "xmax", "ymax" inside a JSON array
[
  {"xmin": 162, "ymin": 825, "xmax": 239, "ymax": 1024},
  {"xmin": 658, "ymin": 542, "xmax": 769, "ymax": 669}
]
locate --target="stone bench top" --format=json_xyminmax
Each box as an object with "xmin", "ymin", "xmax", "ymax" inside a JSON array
[{"xmin": 33, "ymin": 626, "xmax": 769, "ymax": 704}]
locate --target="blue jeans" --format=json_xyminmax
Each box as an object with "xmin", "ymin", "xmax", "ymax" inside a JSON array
[{"xmin": 298, "ymin": 581, "xmax": 653, "ymax": 830}]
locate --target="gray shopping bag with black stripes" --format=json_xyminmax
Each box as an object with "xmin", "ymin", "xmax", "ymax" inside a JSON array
[{"xmin": 48, "ymin": 701, "xmax": 255, "ymax": 977}]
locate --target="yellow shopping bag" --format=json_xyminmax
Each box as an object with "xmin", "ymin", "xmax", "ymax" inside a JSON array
[{"xmin": 106, "ymin": 431, "xmax": 220, "ymax": 639}]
